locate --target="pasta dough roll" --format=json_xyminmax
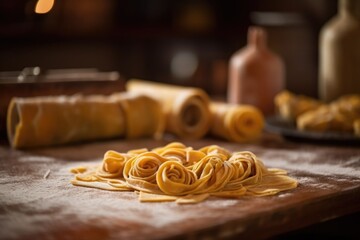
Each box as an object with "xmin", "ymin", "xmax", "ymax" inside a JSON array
[
  {"xmin": 7, "ymin": 92, "xmax": 164, "ymax": 148},
  {"xmin": 7, "ymin": 95, "xmax": 126, "ymax": 148},
  {"xmin": 111, "ymin": 93, "xmax": 164, "ymax": 139},
  {"xmin": 210, "ymin": 102, "xmax": 264, "ymax": 142},
  {"xmin": 126, "ymin": 79, "xmax": 211, "ymax": 139}
]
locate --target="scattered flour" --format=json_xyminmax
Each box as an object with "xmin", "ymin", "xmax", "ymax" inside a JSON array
[
  {"xmin": 260, "ymin": 150, "xmax": 360, "ymax": 178},
  {"xmin": 17, "ymin": 156, "xmax": 55, "ymax": 163},
  {"xmin": 1, "ymin": 145, "xmax": 360, "ymax": 240}
]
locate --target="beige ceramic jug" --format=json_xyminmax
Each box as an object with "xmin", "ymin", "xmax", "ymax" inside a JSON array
[
  {"xmin": 227, "ymin": 26, "xmax": 285, "ymax": 116},
  {"xmin": 319, "ymin": 0, "xmax": 360, "ymax": 102}
]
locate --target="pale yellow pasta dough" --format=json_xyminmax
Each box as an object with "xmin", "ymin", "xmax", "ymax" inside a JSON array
[
  {"xmin": 111, "ymin": 92, "xmax": 164, "ymax": 139},
  {"xmin": 126, "ymin": 79, "xmax": 211, "ymax": 139},
  {"xmin": 7, "ymin": 95, "xmax": 125, "ymax": 148},
  {"xmin": 70, "ymin": 142, "xmax": 298, "ymax": 204},
  {"xmin": 275, "ymin": 91, "xmax": 360, "ymax": 135},
  {"xmin": 297, "ymin": 94, "xmax": 360, "ymax": 133},
  {"xmin": 275, "ymin": 90, "xmax": 323, "ymax": 121},
  {"xmin": 175, "ymin": 193, "xmax": 210, "ymax": 204},
  {"xmin": 7, "ymin": 92, "xmax": 164, "ymax": 148},
  {"xmin": 210, "ymin": 102, "xmax": 264, "ymax": 142},
  {"xmin": 71, "ymin": 179, "xmax": 131, "ymax": 191},
  {"xmin": 139, "ymin": 191, "xmax": 178, "ymax": 202}
]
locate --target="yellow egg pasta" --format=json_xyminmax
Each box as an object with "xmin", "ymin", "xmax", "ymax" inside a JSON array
[
  {"xmin": 297, "ymin": 95, "xmax": 360, "ymax": 133},
  {"xmin": 111, "ymin": 92, "xmax": 165, "ymax": 139},
  {"xmin": 7, "ymin": 92, "xmax": 163, "ymax": 148},
  {"xmin": 275, "ymin": 90, "xmax": 323, "ymax": 121},
  {"xmin": 138, "ymin": 191, "xmax": 179, "ymax": 202},
  {"xmin": 126, "ymin": 79, "xmax": 211, "ymax": 139},
  {"xmin": 70, "ymin": 142, "xmax": 298, "ymax": 204},
  {"xmin": 8, "ymin": 80, "xmax": 267, "ymax": 148},
  {"xmin": 7, "ymin": 95, "xmax": 126, "ymax": 148},
  {"xmin": 210, "ymin": 102, "xmax": 264, "ymax": 142},
  {"xmin": 275, "ymin": 91, "xmax": 360, "ymax": 135}
]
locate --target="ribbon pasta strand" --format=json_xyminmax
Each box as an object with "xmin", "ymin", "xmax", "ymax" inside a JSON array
[{"xmin": 70, "ymin": 142, "xmax": 298, "ymax": 204}]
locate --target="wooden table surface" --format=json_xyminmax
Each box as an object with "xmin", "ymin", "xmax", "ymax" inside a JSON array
[{"xmin": 1, "ymin": 133, "xmax": 360, "ymax": 240}]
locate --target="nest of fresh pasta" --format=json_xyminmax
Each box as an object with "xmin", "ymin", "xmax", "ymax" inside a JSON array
[{"xmin": 70, "ymin": 142, "xmax": 298, "ymax": 204}]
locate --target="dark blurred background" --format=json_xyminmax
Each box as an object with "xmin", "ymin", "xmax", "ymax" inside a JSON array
[{"xmin": 0, "ymin": 0, "xmax": 337, "ymax": 98}]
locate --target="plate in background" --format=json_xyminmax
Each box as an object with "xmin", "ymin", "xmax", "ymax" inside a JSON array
[{"xmin": 265, "ymin": 116, "xmax": 360, "ymax": 144}]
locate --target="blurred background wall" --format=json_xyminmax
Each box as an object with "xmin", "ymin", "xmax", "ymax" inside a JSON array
[{"xmin": 0, "ymin": 0, "xmax": 337, "ymax": 98}]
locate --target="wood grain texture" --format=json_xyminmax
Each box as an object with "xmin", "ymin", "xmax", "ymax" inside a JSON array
[{"xmin": 0, "ymin": 134, "xmax": 359, "ymax": 239}]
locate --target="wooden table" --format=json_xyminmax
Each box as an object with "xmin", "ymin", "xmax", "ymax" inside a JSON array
[{"xmin": 1, "ymin": 133, "xmax": 359, "ymax": 239}]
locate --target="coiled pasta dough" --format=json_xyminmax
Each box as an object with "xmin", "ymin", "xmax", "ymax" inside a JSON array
[
  {"xmin": 126, "ymin": 79, "xmax": 211, "ymax": 139},
  {"xmin": 70, "ymin": 142, "xmax": 298, "ymax": 204},
  {"xmin": 7, "ymin": 92, "xmax": 163, "ymax": 148},
  {"xmin": 7, "ymin": 80, "xmax": 266, "ymax": 148},
  {"xmin": 7, "ymin": 95, "xmax": 125, "ymax": 148},
  {"xmin": 210, "ymin": 102, "xmax": 264, "ymax": 142}
]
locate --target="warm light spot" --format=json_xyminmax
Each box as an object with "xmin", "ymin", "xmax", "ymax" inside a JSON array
[{"xmin": 35, "ymin": 0, "xmax": 55, "ymax": 14}]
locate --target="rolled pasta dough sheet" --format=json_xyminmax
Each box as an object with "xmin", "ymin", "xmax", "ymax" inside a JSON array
[
  {"xmin": 7, "ymin": 92, "xmax": 164, "ymax": 148},
  {"xmin": 126, "ymin": 79, "xmax": 211, "ymax": 139},
  {"xmin": 7, "ymin": 95, "xmax": 125, "ymax": 148},
  {"xmin": 111, "ymin": 93, "xmax": 164, "ymax": 139},
  {"xmin": 210, "ymin": 102, "xmax": 264, "ymax": 142}
]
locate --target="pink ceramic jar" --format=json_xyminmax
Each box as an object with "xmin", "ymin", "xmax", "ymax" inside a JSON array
[{"xmin": 227, "ymin": 26, "xmax": 285, "ymax": 116}]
